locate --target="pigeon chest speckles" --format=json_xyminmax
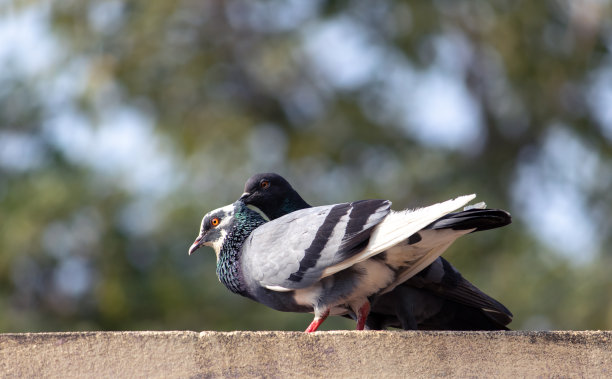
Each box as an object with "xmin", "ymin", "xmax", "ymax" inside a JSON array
[
  {"xmin": 217, "ymin": 204, "xmax": 266, "ymax": 297},
  {"xmin": 216, "ymin": 251, "xmax": 244, "ymax": 296}
]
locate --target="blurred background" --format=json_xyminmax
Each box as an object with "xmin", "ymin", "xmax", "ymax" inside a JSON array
[{"xmin": 1, "ymin": 0, "xmax": 611, "ymax": 332}]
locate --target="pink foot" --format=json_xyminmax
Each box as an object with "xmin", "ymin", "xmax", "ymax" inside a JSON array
[
  {"xmin": 356, "ymin": 301, "xmax": 371, "ymax": 330},
  {"xmin": 305, "ymin": 309, "xmax": 330, "ymax": 333}
]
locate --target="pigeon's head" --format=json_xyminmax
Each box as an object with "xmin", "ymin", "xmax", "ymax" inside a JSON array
[
  {"xmin": 239, "ymin": 173, "xmax": 309, "ymax": 219},
  {"xmin": 188, "ymin": 203, "xmax": 236, "ymax": 257}
]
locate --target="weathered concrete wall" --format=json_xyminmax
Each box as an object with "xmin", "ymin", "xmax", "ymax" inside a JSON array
[{"xmin": 0, "ymin": 331, "xmax": 610, "ymax": 378}]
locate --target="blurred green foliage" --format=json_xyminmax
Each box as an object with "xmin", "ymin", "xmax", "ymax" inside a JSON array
[{"xmin": 1, "ymin": 0, "xmax": 611, "ymax": 332}]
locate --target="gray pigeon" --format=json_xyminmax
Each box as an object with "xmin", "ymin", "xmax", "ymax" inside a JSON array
[
  {"xmin": 189, "ymin": 193, "xmax": 508, "ymax": 332},
  {"xmin": 238, "ymin": 173, "xmax": 513, "ymax": 330}
]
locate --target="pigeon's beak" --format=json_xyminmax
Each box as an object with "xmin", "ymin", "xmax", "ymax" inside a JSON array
[
  {"xmin": 239, "ymin": 192, "xmax": 251, "ymax": 202},
  {"xmin": 188, "ymin": 235, "xmax": 205, "ymax": 255}
]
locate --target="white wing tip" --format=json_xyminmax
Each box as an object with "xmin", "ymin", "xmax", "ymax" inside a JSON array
[
  {"xmin": 459, "ymin": 193, "xmax": 477, "ymax": 202},
  {"xmin": 443, "ymin": 194, "xmax": 476, "ymax": 209},
  {"xmin": 264, "ymin": 285, "xmax": 293, "ymax": 292}
]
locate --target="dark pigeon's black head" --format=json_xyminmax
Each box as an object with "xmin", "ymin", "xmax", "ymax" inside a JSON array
[{"xmin": 239, "ymin": 173, "xmax": 311, "ymax": 220}]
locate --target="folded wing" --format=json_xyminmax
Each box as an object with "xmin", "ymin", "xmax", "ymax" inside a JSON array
[{"xmin": 242, "ymin": 200, "xmax": 391, "ymax": 290}]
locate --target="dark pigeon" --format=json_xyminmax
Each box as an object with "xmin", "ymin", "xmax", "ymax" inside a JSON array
[
  {"xmin": 190, "ymin": 189, "xmax": 510, "ymax": 332},
  {"xmin": 238, "ymin": 173, "xmax": 513, "ymax": 330}
]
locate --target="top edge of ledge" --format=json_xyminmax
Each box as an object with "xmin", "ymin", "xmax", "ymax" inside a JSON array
[{"xmin": 0, "ymin": 330, "xmax": 609, "ymax": 337}]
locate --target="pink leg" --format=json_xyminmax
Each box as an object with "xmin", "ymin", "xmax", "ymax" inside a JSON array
[
  {"xmin": 356, "ymin": 301, "xmax": 371, "ymax": 331},
  {"xmin": 305, "ymin": 309, "xmax": 330, "ymax": 333}
]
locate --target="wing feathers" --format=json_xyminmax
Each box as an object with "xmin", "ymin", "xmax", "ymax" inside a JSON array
[
  {"xmin": 426, "ymin": 208, "xmax": 511, "ymax": 232},
  {"xmin": 287, "ymin": 203, "xmax": 350, "ymax": 282},
  {"xmin": 367, "ymin": 194, "xmax": 476, "ymax": 254},
  {"xmin": 244, "ymin": 199, "xmax": 391, "ymax": 290},
  {"xmin": 321, "ymin": 194, "xmax": 476, "ymax": 278},
  {"xmin": 337, "ymin": 200, "xmax": 391, "ymax": 259}
]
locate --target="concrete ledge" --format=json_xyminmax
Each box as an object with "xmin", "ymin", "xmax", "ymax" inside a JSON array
[{"xmin": 1, "ymin": 331, "xmax": 610, "ymax": 378}]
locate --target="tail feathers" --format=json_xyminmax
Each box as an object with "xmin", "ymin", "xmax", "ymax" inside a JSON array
[
  {"xmin": 482, "ymin": 308, "xmax": 513, "ymax": 328},
  {"xmin": 427, "ymin": 208, "xmax": 511, "ymax": 233},
  {"xmin": 418, "ymin": 302, "xmax": 511, "ymax": 331},
  {"xmin": 442, "ymin": 279, "xmax": 513, "ymax": 325},
  {"xmin": 410, "ymin": 257, "xmax": 513, "ymax": 326},
  {"xmin": 368, "ymin": 283, "xmax": 512, "ymax": 331}
]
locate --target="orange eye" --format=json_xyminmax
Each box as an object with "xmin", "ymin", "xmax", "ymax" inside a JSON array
[
  {"xmin": 260, "ymin": 180, "xmax": 270, "ymax": 189},
  {"xmin": 210, "ymin": 217, "xmax": 220, "ymax": 227}
]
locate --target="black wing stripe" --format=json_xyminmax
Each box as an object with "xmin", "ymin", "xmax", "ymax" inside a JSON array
[
  {"xmin": 343, "ymin": 200, "xmax": 386, "ymax": 236},
  {"xmin": 287, "ymin": 203, "xmax": 350, "ymax": 282},
  {"xmin": 337, "ymin": 200, "xmax": 390, "ymax": 260}
]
